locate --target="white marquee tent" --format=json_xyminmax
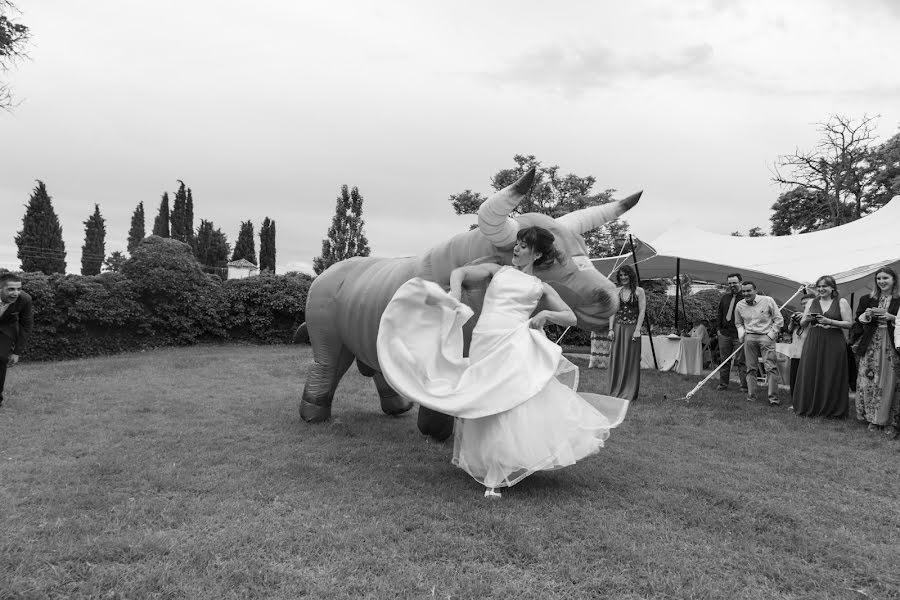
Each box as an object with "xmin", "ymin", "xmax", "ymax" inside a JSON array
[{"xmin": 593, "ymin": 196, "xmax": 900, "ymax": 308}]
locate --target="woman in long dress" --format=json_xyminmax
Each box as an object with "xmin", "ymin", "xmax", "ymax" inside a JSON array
[
  {"xmin": 377, "ymin": 226, "xmax": 629, "ymax": 499},
  {"xmin": 852, "ymin": 267, "xmax": 900, "ymax": 435},
  {"xmin": 792, "ymin": 275, "xmax": 853, "ymax": 418},
  {"xmin": 607, "ymin": 265, "xmax": 646, "ymax": 401}
]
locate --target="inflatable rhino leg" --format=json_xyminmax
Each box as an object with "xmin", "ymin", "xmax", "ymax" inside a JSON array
[
  {"xmin": 300, "ymin": 344, "xmax": 355, "ymax": 422},
  {"xmin": 417, "ymin": 406, "xmax": 454, "ymax": 442},
  {"xmin": 373, "ymin": 373, "xmax": 413, "ymax": 416},
  {"xmin": 357, "ymin": 360, "xmax": 413, "ymax": 417}
]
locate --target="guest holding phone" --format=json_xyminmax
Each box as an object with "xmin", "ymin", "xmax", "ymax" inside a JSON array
[
  {"xmin": 853, "ymin": 268, "xmax": 900, "ymax": 435},
  {"xmin": 793, "ymin": 276, "xmax": 853, "ymax": 418}
]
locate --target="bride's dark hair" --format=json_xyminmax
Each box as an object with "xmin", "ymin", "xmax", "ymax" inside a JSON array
[{"xmin": 516, "ymin": 226, "xmax": 559, "ymax": 267}]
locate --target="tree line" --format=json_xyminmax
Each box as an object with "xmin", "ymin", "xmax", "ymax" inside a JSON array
[{"xmin": 13, "ymin": 180, "xmax": 277, "ymax": 276}]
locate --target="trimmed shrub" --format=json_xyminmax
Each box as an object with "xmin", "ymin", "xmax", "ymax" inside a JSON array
[
  {"xmin": 223, "ymin": 272, "xmax": 310, "ymax": 343},
  {"xmin": 122, "ymin": 236, "xmax": 227, "ymax": 344}
]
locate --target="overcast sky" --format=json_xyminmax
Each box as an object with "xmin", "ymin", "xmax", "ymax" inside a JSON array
[{"xmin": 2, "ymin": 0, "xmax": 899, "ymax": 275}]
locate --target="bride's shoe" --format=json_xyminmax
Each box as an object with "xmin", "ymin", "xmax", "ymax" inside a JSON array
[{"xmin": 483, "ymin": 488, "xmax": 502, "ymax": 499}]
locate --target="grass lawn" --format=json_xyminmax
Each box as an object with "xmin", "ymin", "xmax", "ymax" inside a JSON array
[{"xmin": 1, "ymin": 344, "xmax": 898, "ymax": 599}]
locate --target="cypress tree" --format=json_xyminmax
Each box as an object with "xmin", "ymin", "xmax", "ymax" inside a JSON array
[
  {"xmin": 231, "ymin": 220, "xmax": 256, "ymax": 264},
  {"xmin": 127, "ymin": 201, "xmax": 145, "ymax": 253},
  {"xmin": 209, "ymin": 228, "xmax": 230, "ymax": 268},
  {"xmin": 81, "ymin": 204, "xmax": 106, "ymax": 275},
  {"xmin": 313, "ymin": 185, "xmax": 371, "ymax": 275},
  {"xmin": 195, "ymin": 219, "xmax": 213, "ymax": 265},
  {"xmin": 196, "ymin": 219, "xmax": 232, "ymax": 268},
  {"xmin": 259, "ymin": 217, "xmax": 276, "ymax": 272},
  {"xmin": 152, "ymin": 192, "xmax": 170, "ymax": 237},
  {"xmin": 15, "ymin": 180, "xmax": 67, "ymax": 274},
  {"xmin": 185, "ymin": 187, "xmax": 195, "ymax": 249},
  {"xmin": 170, "ymin": 181, "xmax": 187, "ymax": 243}
]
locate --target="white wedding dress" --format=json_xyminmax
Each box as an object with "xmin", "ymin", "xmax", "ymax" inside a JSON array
[{"xmin": 377, "ymin": 266, "xmax": 629, "ymax": 489}]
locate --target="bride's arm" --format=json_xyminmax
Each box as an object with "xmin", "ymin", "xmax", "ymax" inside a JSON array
[
  {"xmin": 449, "ymin": 263, "xmax": 502, "ymax": 300},
  {"xmin": 529, "ymin": 283, "xmax": 577, "ymax": 329}
]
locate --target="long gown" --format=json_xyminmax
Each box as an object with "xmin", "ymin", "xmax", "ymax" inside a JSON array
[
  {"xmin": 855, "ymin": 295, "xmax": 899, "ymax": 426},
  {"xmin": 792, "ymin": 298, "xmax": 849, "ymax": 418},
  {"xmin": 377, "ymin": 266, "xmax": 629, "ymax": 489},
  {"xmin": 607, "ymin": 288, "xmax": 641, "ymax": 401}
]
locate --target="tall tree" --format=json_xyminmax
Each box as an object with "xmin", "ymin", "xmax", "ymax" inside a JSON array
[
  {"xmin": 80, "ymin": 204, "xmax": 106, "ymax": 275},
  {"xmin": 231, "ymin": 220, "xmax": 256, "ymax": 264},
  {"xmin": 15, "ymin": 180, "xmax": 66, "ymax": 274},
  {"xmin": 185, "ymin": 187, "xmax": 195, "ymax": 248},
  {"xmin": 259, "ymin": 217, "xmax": 276, "ymax": 272},
  {"xmin": 449, "ymin": 154, "xmax": 629, "ymax": 257},
  {"xmin": 0, "ymin": 1, "xmax": 30, "ymax": 110},
  {"xmin": 313, "ymin": 185, "xmax": 371, "ymax": 275},
  {"xmin": 103, "ymin": 250, "xmax": 126, "ymax": 273},
  {"xmin": 152, "ymin": 192, "xmax": 170, "ymax": 237},
  {"xmin": 195, "ymin": 219, "xmax": 231, "ymax": 268},
  {"xmin": 867, "ymin": 131, "xmax": 900, "ymax": 209},
  {"xmin": 770, "ymin": 114, "xmax": 880, "ymax": 233},
  {"xmin": 170, "ymin": 180, "xmax": 195, "ymax": 247},
  {"xmin": 127, "ymin": 201, "xmax": 145, "ymax": 253}
]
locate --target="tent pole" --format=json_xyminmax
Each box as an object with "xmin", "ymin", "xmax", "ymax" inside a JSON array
[
  {"xmin": 674, "ymin": 258, "xmax": 681, "ymax": 334},
  {"xmin": 681, "ymin": 284, "xmax": 806, "ymax": 402},
  {"xmin": 629, "ymin": 235, "xmax": 658, "ymax": 370}
]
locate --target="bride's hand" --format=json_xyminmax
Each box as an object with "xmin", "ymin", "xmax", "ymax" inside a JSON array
[
  {"xmin": 528, "ymin": 312, "xmax": 549, "ymax": 329},
  {"xmin": 448, "ymin": 288, "xmax": 462, "ymax": 302}
]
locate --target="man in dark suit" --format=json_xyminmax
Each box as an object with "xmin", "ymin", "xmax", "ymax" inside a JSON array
[
  {"xmin": 716, "ymin": 272, "xmax": 748, "ymax": 392},
  {"xmin": 0, "ymin": 273, "xmax": 34, "ymax": 406}
]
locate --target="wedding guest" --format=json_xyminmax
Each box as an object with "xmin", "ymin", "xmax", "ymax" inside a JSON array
[
  {"xmin": 688, "ymin": 318, "xmax": 711, "ymax": 368},
  {"xmin": 0, "ymin": 273, "xmax": 34, "ymax": 407},
  {"xmin": 734, "ymin": 281, "xmax": 784, "ymax": 405},
  {"xmin": 793, "ymin": 276, "xmax": 853, "ymax": 418},
  {"xmin": 716, "ymin": 273, "xmax": 748, "ymax": 392},
  {"xmin": 607, "ymin": 265, "xmax": 646, "ymax": 401},
  {"xmin": 787, "ymin": 294, "xmax": 815, "ymax": 398},
  {"xmin": 853, "ymin": 268, "xmax": 900, "ymax": 435}
]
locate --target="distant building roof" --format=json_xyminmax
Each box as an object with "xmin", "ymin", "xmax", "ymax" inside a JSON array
[{"xmin": 227, "ymin": 258, "xmax": 258, "ymax": 268}]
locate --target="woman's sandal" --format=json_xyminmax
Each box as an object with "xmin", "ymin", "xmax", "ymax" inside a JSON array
[{"xmin": 483, "ymin": 488, "xmax": 502, "ymax": 500}]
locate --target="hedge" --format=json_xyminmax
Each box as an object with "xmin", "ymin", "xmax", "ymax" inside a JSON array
[{"xmin": 10, "ymin": 237, "xmax": 311, "ymax": 361}]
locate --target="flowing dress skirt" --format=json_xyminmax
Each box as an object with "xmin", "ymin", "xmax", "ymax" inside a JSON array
[
  {"xmin": 855, "ymin": 327, "xmax": 899, "ymax": 426},
  {"xmin": 453, "ymin": 359, "xmax": 628, "ymax": 488},
  {"xmin": 793, "ymin": 326, "xmax": 849, "ymax": 418},
  {"xmin": 607, "ymin": 321, "xmax": 640, "ymax": 401},
  {"xmin": 378, "ymin": 276, "xmax": 629, "ymax": 490}
]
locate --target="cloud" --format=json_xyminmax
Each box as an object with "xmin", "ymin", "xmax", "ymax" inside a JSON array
[{"xmin": 487, "ymin": 43, "xmax": 715, "ymax": 95}]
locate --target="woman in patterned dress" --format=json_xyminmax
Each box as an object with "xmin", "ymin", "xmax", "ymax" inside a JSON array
[
  {"xmin": 607, "ymin": 265, "xmax": 646, "ymax": 401},
  {"xmin": 853, "ymin": 267, "xmax": 900, "ymax": 435}
]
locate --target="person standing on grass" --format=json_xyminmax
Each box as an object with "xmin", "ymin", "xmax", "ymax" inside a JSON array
[
  {"xmin": 786, "ymin": 294, "xmax": 815, "ymax": 399},
  {"xmin": 716, "ymin": 273, "xmax": 748, "ymax": 392},
  {"xmin": 606, "ymin": 265, "xmax": 645, "ymax": 401},
  {"xmin": 792, "ymin": 275, "xmax": 853, "ymax": 419},
  {"xmin": 0, "ymin": 273, "xmax": 34, "ymax": 407},
  {"xmin": 852, "ymin": 268, "xmax": 900, "ymax": 435},
  {"xmin": 734, "ymin": 281, "xmax": 784, "ymax": 405}
]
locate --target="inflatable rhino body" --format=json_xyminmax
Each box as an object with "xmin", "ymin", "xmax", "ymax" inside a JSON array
[{"xmin": 300, "ymin": 167, "xmax": 641, "ymax": 439}]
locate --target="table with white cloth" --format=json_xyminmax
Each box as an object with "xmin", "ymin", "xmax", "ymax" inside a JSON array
[{"xmin": 639, "ymin": 335, "xmax": 703, "ymax": 375}]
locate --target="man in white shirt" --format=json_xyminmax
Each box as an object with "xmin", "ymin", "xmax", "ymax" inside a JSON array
[{"xmin": 735, "ymin": 281, "xmax": 784, "ymax": 405}]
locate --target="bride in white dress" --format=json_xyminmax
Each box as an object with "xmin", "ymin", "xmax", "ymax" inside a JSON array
[{"xmin": 377, "ymin": 226, "xmax": 629, "ymax": 499}]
